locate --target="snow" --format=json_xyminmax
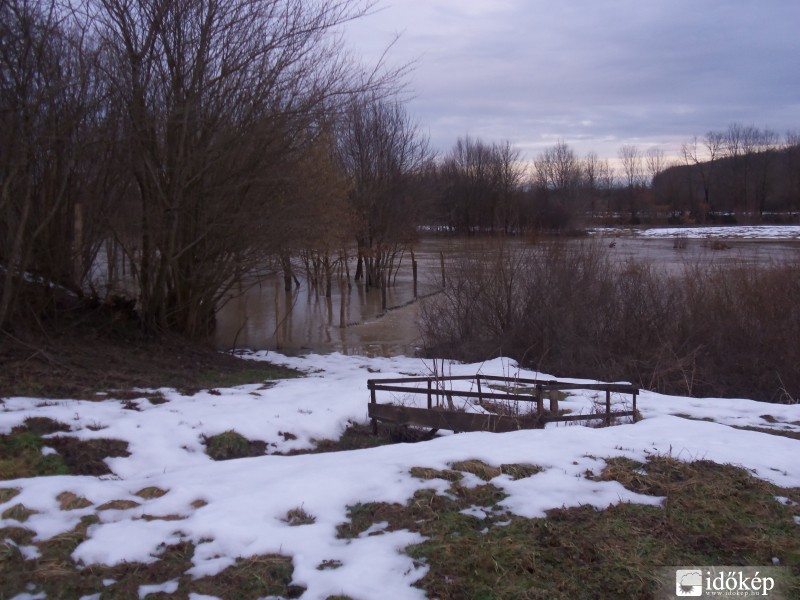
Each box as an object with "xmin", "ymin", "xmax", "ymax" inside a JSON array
[
  {"xmin": 1, "ymin": 352, "xmax": 799, "ymax": 599},
  {"xmin": 593, "ymin": 225, "xmax": 800, "ymax": 239},
  {"xmin": 138, "ymin": 580, "xmax": 179, "ymax": 599}
]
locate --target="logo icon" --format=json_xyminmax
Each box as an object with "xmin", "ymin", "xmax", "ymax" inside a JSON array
[{"xmin": 675, "ymin": 569, "xmax": 703, "ymax": 597}]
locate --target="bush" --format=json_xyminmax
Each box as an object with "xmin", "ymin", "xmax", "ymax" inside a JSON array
[
  {"xmin": 420, "ymin": 240, "xmax": 800, "ymax": 402},
  {"xmin": 204, "ymin": 430, "xmax": 265, "ymax": 461}
]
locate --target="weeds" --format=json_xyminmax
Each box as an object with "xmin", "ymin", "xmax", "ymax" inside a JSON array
[
  {"xmin": 0, "ymin": 429, "xmax": 69, "ymax": 479},
  {"xmin": 333, "ymin": 456, "xmax": 800, "ymax": 599},
  {"xmin": 203, "ymin": 430, "xmax": 266, "ymax": 460},
  {"xmin": 283, "ymin": 506, "xmax": 316, "ymax": 526},
  {"xmin": 420, "ymin": 241, "xmax": 800, "ymax": 402},
  {"xmin": 0, "ymin": 525, "xmax": 303, "ymax": 599}
]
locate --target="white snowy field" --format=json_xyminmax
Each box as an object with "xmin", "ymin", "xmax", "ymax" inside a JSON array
[
  {"xmin": 593, "ymin": 225, "xmax": 800, "ymax": 239},
  {"xmin": 1, "ymin": 352, "xmax": 799, "ymax": 599}
]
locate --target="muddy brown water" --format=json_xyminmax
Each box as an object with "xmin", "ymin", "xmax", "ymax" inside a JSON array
[{"xmin": 213, "ymin": 235, "xmax": 800, "ymax": 356}]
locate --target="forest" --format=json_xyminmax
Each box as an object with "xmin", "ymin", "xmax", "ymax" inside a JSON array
[{"xmin": 2, "ymin": 0, "xmax": 799, "ymax": 342}]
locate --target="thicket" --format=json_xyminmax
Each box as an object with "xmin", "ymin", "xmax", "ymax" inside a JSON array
[
  {"xmin": 420, "ymin": 241, "xmax": 800, "ymax": 402},
  {"xmin": 1, "ymin": 0, "xmax": 419, "ymax": 338}
]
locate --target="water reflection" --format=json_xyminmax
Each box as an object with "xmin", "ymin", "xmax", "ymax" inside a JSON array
[{"xmin": 214, "ymin": 235, "xmax": 800, "ymax": 355}]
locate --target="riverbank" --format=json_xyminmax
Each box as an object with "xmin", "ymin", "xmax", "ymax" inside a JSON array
[{"xmin": 0, "ymin": 298, "xmax": 296, "ymax": 400}]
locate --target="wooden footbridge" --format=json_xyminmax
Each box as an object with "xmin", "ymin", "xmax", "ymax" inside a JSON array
[{"xmin": 368, "ymin": 375, "xmax": 639, "ymax": 434}]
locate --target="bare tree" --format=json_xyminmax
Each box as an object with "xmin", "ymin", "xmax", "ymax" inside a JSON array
[
  {"xmin": 618, "ymin": 144, "xmax": 643, "ymax": 221},
  {"xmin": 723, "ymin": 123, "xmax": 760, "ymax": 215},
  {"xmin": 0, "ymin": 0, "xmax": 104, "ymax": 329},
  {"xmin": 534, "ymin": 140, "xmax": 581, "ymax": 202},
  {"xmin": 753, "ymin": 128, "xmax": 779, "ymax": 217},
  {"xmin": 645, "ymin": 147, "xmax": 666, "ymax": 186},
  {"xmin": 786, "ymin": 130, "xmax": 800, "ymax": 215},
  {"xmin": 87, "ymin": 0, "xmax": 382, "ymax": 336},
  {"xmin": 440, "ymin": 136, "xmax": 496, "ymax": 234},
  {"xmin": 490, "ymin": 141, "xmax": 524, "ymax": 234},
  {"xmin": 337, "ymin": 93, "xmax": 429, "ymax": 293},
  {"xmin": 680, "ymin": 132, "xmax": 722, "ymax": 219}
]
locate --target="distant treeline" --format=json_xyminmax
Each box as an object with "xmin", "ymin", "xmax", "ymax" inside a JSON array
[{"xmin": 421, "ymin": 127, "xmax": 800, "ymax": 233}]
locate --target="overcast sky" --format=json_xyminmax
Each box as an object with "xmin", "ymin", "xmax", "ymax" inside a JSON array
[{"xmin": 344, "ymin": 0, "xmax": 800, "ymax": 166}]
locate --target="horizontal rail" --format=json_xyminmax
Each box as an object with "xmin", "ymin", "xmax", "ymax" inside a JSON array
[
  {"xmin": 367, "ymin": 377, "xmax": 637, "ymax": 395},
  {"xmin": 369, "ymin": 404, "xmax": 636, "ymax": 430},
  {"xmin": 366, "ymin": 383, "xmax": 540, "ymax": 402}
]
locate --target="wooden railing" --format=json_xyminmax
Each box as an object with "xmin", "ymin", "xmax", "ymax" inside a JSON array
[{"xmin": 368, "ymin": 375, "xmax": 639, "ymax": 434}]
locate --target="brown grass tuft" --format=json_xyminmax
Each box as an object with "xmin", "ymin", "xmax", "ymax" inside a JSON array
[
  {"xmin": 450, "ymin": 460, "xmax": 502, "ymax": 481},
  {"xmin": 1, "ymin": 503, "xmax": 38, "ymax": 522},
  {"xmin": 97, "ymin": 499, "xmax": 141, "ymax": 511},
  {"xmin": 56, "ymin": 492, "xmax": 92, "ymax": 511},
  {"xmin": 135, "ymin": 487, "xmax": 168, "ymax": 499},
  {"xmin": 283, "ymin": 506, "xmax": 316, "ymax": 526}
]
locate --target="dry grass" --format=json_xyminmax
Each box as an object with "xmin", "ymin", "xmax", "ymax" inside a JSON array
[
  {"xmin": 283, "ymin": 506, "xmax": 316, "ymax": 526},
  {"xmin": 420, "ymin": 240, "xmax": 800, "ymax": 403},
  {"xmin": 2, "ymin": 456, "xmax": 797, "ymax": 598},
  {"xmin": 0, "ymin": 297, "xmax": 301, "ymax": 400},
  {"xmin": 56, "ymin": 492, "xmax": 93, "ymax": 511},
  {"xmin": 0, "ymin": 522, "xmax": 304, "ymax": 600},
  {"xmin": 134, "ymin": 486, "xmax": 168, "ymax": 500},
  {"xmin": 333, "ymin": 456, "xmax": 800, "ymax": 599}
]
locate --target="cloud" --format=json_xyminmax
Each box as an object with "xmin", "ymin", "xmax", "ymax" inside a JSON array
[{"xmin": 345, "ymin": 0, "xmax": 800, "ymax": 160}]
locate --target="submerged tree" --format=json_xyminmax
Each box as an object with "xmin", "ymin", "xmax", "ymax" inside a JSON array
[
  {"xmin": 337, "ymin": 92, "xmax": 429, "ymax": 291},
  {"xmin": 437, "ymin": 136, "xmax": 523, "ymax": 234},
  {"xmin": 0, "ymin": 0, "xmax": 107, "ymax": 329},
  {"xmin": 88, "ymin": 0, "xmax": 382, "ymax": 337}
]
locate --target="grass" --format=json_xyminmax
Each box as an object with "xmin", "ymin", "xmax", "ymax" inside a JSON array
[
  {"xmin": 278, "ymin": 421, "xmax": 434, "ymax": 456},
  {"xmin": 283, "ymin": 506, "xmax": 316, "ymax": 526},
  {"xmin": 0, "ymin": 309, "xmax": 301, "ymax": 400},
  {"xmin": 2, "ymin": 454, "xmax": 798, "ymax": 598},
  {"xmin": 203, "ymin": 430, "xmax": 267, "ymax": 461},
  {"xmin": 334, "ymin": 456, "xmax": 800, "ymax": 599},
  {"xmin": 0, "ymin": 417, "xmax": 131, "ymax": 481},
  {"xmin": 0, "ymin": 524, "xmax": 305, "ymax": 599}
]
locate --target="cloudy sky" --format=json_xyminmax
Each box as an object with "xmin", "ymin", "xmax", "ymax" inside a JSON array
[{"xmin": 345, "ymin": 0, "xmax": 800, "ymax": 165}]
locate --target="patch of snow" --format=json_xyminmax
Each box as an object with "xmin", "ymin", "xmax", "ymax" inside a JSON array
[
  {"xmin": 592, "ymin": 225, "xmax": 800, "ymax": 239},
  {"xmin": 775, "ymin": 495, "xmax": 799, "ymax": 507},
  {"xmin": 138, "ymin": 580, "xmax": 179, "ymax": 599},
  {"xmin": 460, "ymin": 506, "xmax": 491, "ymax": 519},
  {"xmin": 0, "ymin": 352, "xmax": 798, "ymax": 599}
]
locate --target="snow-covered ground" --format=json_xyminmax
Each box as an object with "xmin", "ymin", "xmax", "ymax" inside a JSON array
[
  {"xmin": 1, "ymin": 352, "xmax": 799, "ymax": 599},
  {"xmin": 594, "ymin": 225, "xmax": 800, "ymax": 239}
]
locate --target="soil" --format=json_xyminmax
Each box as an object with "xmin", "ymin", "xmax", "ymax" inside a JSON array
[{"xmin": 0, "ymin": 290, "xmax": 297, "ymax": 400}]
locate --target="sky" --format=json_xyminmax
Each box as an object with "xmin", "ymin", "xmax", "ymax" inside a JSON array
[{"xmin": 344, "ymin": 0, "xmax": 800, "ymax": 165}]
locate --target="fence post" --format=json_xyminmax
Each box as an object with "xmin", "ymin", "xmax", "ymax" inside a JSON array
[
  {"xmin": 549, "ymin": 388, "xmax": 559, "ymax": 415},
  {"xmin": 412, "ymin": 248, "xmax": 418, "ymax": 299},
  {"xmin": 369, "ymin": 381, "xmax": 378, "ymax": 435},
  {"xmin": 476, "ymin": 376, "xmax": 482, "ymax": 405},
  {"xmin": 427, "ymin": 378, "xmax": 432, "ymax": 409},
  {"xmin": 605, "ymin": 389, "xmax": 611, "ymax": 426},
  {"xmin": 536, "ymin": 385, "xmax": 544, "ymax": 416}
]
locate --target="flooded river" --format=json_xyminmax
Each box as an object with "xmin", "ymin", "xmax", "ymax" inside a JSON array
[{"xmin": 214, "ymin": 234, "xmax": 800, "ymax": 356}]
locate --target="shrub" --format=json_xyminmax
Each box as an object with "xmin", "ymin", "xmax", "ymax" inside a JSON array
[
  {"xmin": 420, "ymin": 240, "xmax": 800, "ymax": 402},
  {"xmin": 204, "ymin": 430, "xmax": 264, "ymax": 461}
]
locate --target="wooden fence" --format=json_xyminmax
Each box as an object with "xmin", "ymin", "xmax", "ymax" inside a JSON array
[{"xmin": 368, "ymin": 375, "xmax": 639, "ymax": 434}]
